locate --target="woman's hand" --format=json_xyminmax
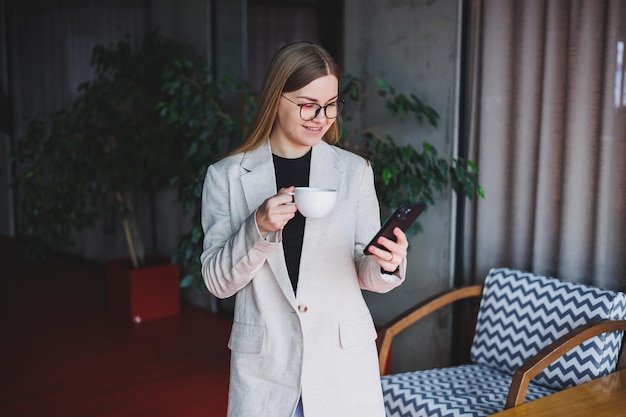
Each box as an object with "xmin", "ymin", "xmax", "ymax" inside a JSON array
[
  {"xmin": 366, "ymin": 227, "xmax": 408, "ymax": 273},
  {"xmin": 255, "ymin": 186, "xmax": 298, "ymax": 238}
]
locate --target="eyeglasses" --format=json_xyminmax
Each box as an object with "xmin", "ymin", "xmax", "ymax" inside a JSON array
[{"xmin": 281, "ymin": 95, "xmax": 344, "ymax": 121}]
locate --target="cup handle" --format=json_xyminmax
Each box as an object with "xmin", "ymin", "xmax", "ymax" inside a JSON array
[{"xmin": 285, "ymin": 191, "xmax": 295, "ymax": 204}]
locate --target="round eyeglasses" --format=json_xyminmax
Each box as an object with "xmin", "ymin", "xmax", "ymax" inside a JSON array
[{"xmin": 281, "ymin": 95, "xmax": 344, "ymax": 121}]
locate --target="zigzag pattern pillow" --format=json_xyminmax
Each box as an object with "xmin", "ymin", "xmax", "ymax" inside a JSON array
[
  {"xmin": 470, "ymin": 268, "xmax": 626, "ymax": 390},
  {"xmin": 381, "ymin": 364, "xmax": 555, "ymax": 417}
]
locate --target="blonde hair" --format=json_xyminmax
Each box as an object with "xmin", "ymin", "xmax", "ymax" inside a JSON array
[{"xmin": 230, "ymin": 42, "xmax": 342, "ymax": 156}]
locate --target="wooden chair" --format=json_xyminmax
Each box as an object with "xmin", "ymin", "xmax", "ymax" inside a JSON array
[{"xmin": 378, "ymin": 268, "xmax": 626, "ymax": 417}]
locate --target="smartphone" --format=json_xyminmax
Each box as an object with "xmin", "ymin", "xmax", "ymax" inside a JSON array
[{"xmin": 363, "ymin": 202, "xmax": 426, "ymax": 255}]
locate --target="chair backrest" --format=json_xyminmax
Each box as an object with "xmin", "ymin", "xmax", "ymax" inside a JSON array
[{"xmin": 470, "ymin": 268, "xmax": 626, "ymax": 390}]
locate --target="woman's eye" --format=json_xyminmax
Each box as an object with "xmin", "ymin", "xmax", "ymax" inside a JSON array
[{"xmin": 301, "ymin": 103, "xmax": 315, "ymax": 109}]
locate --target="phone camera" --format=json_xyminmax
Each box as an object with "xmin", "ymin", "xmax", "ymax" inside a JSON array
[
  {"xmin": 396, "ymin": 207, "xmax": 411, "ymax": 220},
  {"xmin": 395, "ymin": 206, "xmax": 412, "ymax": 220}
]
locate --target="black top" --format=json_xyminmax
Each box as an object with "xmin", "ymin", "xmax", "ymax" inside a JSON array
[{"xmin": 272, "ymin": 150, "xmax": 311, "ymax": 292}]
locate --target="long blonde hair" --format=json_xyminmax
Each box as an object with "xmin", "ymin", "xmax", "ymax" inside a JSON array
[{"xmin": 230, "ymin": 42, "xmax": 342, "ymax": 156}]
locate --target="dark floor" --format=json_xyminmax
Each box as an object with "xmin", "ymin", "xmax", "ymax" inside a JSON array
[{"xmin": 0, "ymin": 256, "xmax": 232, "ymax": 417}]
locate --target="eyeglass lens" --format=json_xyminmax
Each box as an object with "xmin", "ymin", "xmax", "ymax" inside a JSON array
[{"xmin": 299, "ymin": 101, "xmax": 344, "ymax": 121}]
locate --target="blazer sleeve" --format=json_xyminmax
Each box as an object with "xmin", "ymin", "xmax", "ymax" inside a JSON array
[
  {"xmin": 200, "ymin": 163, "xmax": 280, "ymax": 299},
  {"xmin": 353, "ymin": 160, "xmax": 406, "ymax": 293}
]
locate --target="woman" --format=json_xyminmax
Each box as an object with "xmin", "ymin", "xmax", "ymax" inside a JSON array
[{"xmin": 200, "ymin": 41, "xmax": 408, "ymax": 417}]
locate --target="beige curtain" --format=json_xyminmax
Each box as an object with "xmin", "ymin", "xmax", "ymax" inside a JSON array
[{"xmin": 463, "ymin": 0, "xmax": 626, "ymax": 291}]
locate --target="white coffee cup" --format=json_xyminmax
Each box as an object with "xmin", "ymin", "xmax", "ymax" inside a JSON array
[{"xmin": 288, "ymin": 187, "xmax": 337, "ymax": 218}]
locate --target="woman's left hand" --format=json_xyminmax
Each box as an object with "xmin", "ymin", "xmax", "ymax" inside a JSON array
[{"xmin": 366, "ymin": 227, "xmax": 408, "ymax": 273}]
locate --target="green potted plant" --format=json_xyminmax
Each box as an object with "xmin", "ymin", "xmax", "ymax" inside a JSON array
[
  {"xmin": 11, "ymin": 30, "xmax": 195, "ymax": 322},
  {"xmin": 339, "ymin": 75, "xmax": 484, "ymax": 227},
  {"xmin": 158, "ymin": 62, "xmax": 253, "ymax": 294}
]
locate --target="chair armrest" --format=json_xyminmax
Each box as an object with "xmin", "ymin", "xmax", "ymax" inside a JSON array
[
  {"xmin": 505, "ymin": 319, "xmax": 626, "ymax": 408},
  {"xmin": 377, "ymin": 284, "xmax": 483, "ymax": 375}
]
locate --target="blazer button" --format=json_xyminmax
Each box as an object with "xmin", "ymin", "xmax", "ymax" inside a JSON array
[{"xmin": 297, "ymin": 305, "xmax": 308, "ymax": 313}]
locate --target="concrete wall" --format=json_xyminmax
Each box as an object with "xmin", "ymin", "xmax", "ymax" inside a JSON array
[{"xmin": 344, "ymin": 0, "xmax": 462, "ymax": 372}]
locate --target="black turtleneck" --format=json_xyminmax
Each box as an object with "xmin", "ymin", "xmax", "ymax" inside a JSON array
[{"xmin": 272, "ymin": 150, "xmax": 311, "ymax": 292}]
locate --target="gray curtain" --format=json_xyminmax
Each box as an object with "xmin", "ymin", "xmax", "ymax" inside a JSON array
[
  {"xmin": 247, "ymin": 1, "xmax": 320, "ymax": 92},
  {"xmin": 9, "ymin": 0, "xmax": 147, "ymax": 124},
  {"xmin": 463, "ymin": 0, "xmax": 626, "ymax": 291},
  {"xmin": 6, "ymin": 0, "xmax": 149, "ymax": 261}
]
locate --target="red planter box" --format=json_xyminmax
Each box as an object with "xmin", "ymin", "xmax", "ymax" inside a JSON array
[{"xmin": 106, "ymin": 257, "xmax": 180, "ymax": 323}]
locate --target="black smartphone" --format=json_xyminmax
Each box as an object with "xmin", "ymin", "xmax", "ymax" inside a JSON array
[{"xmin": 363, "ymin": 202, "xmax": 426, "ymax": 255}]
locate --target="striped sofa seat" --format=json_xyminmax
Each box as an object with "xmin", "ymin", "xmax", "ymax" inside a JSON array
[{"xmin": 381, "ymin": 267, "xmax": 626, "ymax": 417}]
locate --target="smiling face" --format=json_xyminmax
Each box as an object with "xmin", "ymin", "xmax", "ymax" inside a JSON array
[{"xmin": 269, "ymin": 74, "xmax": 339, "ymax": 158}]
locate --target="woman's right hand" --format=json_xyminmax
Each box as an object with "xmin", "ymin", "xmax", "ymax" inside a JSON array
[{"xmin": 255, "ymin": 186, "xmax": 297, "ymax": 238}]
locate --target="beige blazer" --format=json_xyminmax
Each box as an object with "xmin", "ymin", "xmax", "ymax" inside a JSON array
[{"xmin": 200, "ymin": 140, "xmax": 405, "ymax": 417}]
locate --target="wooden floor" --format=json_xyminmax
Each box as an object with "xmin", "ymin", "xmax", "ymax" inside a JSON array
[{"xmin": 0, "ymin": 256, "xmax": 232, "ymax": 417}]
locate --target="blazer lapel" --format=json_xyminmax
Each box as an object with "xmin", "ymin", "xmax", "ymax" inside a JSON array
[
  {"xmin": 239, "ymin": 140, "xmax": 297, "ymax": 305},
  {"xmin": 240, "ymin": 141, "xmax": 275, "ymax": 214},
  {"xmin": 297, "ymin": 142, "xmax": 343, "ymax": 286}
]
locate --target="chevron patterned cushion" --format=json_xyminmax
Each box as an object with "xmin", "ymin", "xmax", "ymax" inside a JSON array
[
  {"xmin": 381, "ymin": 364, "xmax": 555, "ymax": 417},
  {"xmin": 470, "ymin": 268, "xmax": 626, "ymax": 390}
]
